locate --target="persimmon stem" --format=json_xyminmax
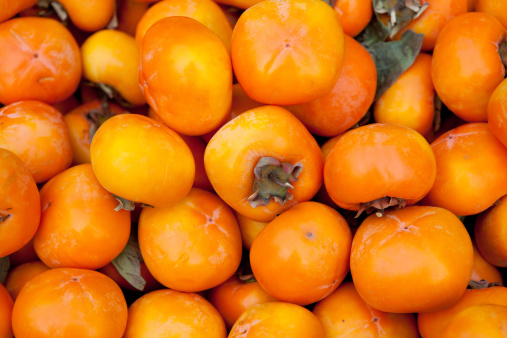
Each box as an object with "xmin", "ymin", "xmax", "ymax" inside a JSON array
[
  {"xmin": 468, "ymin": 279, "xmax": 502, "ymax": 289},
  {"xmin": 356, "ymin": 196, "xmax": 406, "ymax": 218},
  {"xmin": 247, "ymin": 157, "xmax": 303, "ymax": 208},
  {"xmin": 500, "ymin": 39, "xmax": 507, "ymax": 70}
]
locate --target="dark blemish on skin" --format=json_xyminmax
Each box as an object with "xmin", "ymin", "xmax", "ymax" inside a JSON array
[
  {"xmin": 306, "ymin": 232, "xmax": 313, "ymax": 238},
  {"xmin": 241, "ymin": 329, "xmax": 247, "ymax": 334},
  {"xmin": 404, "ymin": 226, "xmax": 408, "ymax": 230},
  {"xmin": 208, "ymin": 218, "xmax": 212, "ymax": 222},
  {"xmin": 449, "ymin": 135, "xmax": 453, "ymax": 139},
  {"xmin": 285, "ymin": 43, "xmax": 290, "ymax": 47},
  {"xmin": 342, "ymin": 319, "xmax": 345, "ymax": 322},
  {"xmin": 34, "ymin": 53, "xmax": 38, "ymax": 58},
  {"xmin": 373, "ymin": 318, "xmax": 378, "ymax": 322},
  {"xmin": 72, "ymin": 278, "xmax": 77, "ymax": 281}
]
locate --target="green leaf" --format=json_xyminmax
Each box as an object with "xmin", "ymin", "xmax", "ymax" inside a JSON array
[
  {"xmin": 0, "ymin": 256, "xmax": 10, "ymax": 284},
  {"xmin": 111, "ymin": 240, "xmax": 146, "ymax": 291},
  {"xmin": 366, "ymin": 30, "xmax": 424, "ymax": 101}
]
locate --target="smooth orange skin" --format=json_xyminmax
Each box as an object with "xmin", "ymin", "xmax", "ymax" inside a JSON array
[
  {"xmin": 148, "ymin": 108, "xmax": 213, "ymax": 191},
  {"xmin": 334, "ymin": 0, "xmax": 373, "ymax": 37},
  {"xmin": 58, "ymin": 0, "xmax": 114, "ymax": 32},
  {"xmin": 12, "ymin": 268, "xmax": 128, "ymax": 338},
  {"xmin": 475, "ymin": 196, "xmax": 507, "ymax": 267},
  {"xmin": 0, "ymin": 149, "xmax": 40, "ymax": 258},
  {"xmin": 374, "ymin": 53, "xmax": 434, "ymax": 136},
  {"xmin": 229, "ymin": 302, "xmax": 324, "ymax": 337},
  {"xmin": 135, "ymin": 0, "xmax": 232, "ymax": 50},
  {"xmin": 201, "ymin": 83, "xmax": 264, "ymax": 143},
  {"xmin": 418, "ymin": 286, "xmax": 507, "ymax": 338},
  {"xmin": 98, "ymin": 261, "xmax": 163, "ymax": 293},
  {"xmin": 231, "ymin": 0, "xmax": 345, "ymax": 105},
  {"xmin": 214, "ymin": 0, "xmax": 262, "ymax": 10},
  {"xmin": 139, "ymin": 188, "xmax": 242, "ymax": 292},
  {"xmin": 64, "ymin": 100, "xmax": 128, "ymax": 165},
  {"xmin": 0, "ymin": 17, "xmax": 81, "ymax": 105},
  {"xmin": 313, "ymin": 282, "xmax": 419, "ymax": 338},
  {"xmin": 116, "ymin": 0, "xmax": 149, "ymax": 36},
  {"xmin": 0, "ymin": 101, "xmax": 73, "ymax": 183},
  {"xmin": 204, "ymin": 106, "xmax": 324, "ymax": 222},
  {"xmin": 286, "ymin": 35, "xmax": 376, "ymax": 137},
  {"xmin": 124, "ymin": 289, "xmax": 226, "ymax": 338},
  {"xmin": 476, "ymin": 0, "xmax": 507, "ymax": 29},
  {"xmin": 488, "ymin": 78, "xmax": 507, "ymax": 148},
  {"xmin": 351, "ymin": 206, "xmax": 473, "ymax": 313},
  {"xmin": 4, "ymin": 261, "xmax": 49, "ymax": 301},
  {"xmin": 0, "ymin": 284, "xmax": 13, "ymax": 338},
  {"xmin": 140, "ymin": 17, "xmax": 232, "ymax": 136},
  {"xmin": 209, "ymin": 275, "xmax": 278, "ymax": 329},
  {"xmin": 394, "ymin": 0, "xmax": 467, "ymax": 51},
  {"xmin": 234, "ymin": 211, "xmax": 267, "ymax": 250},
  {"xmin": 471, "ymin": 242, "xmax": 503, "ymax": 284},
  {"xmin": 250, "ymin": 202, "xmax": 352, "ymax": 305},
  {"xmin": 90, "ymin": 114, "xmax": 195, "ymax": 208},
  {"xmin": 82, "ymin": 30, "xmax": 146, "ymax": 106},
  {"xmin": 324, "ymin": 123, "xmax": 436, "ymax": 211},
  {"xmin": 8, "ymin": 237, "xmax": 38, "ymax": 266},
  {"xmin": 431, "ymin": 12, "xmax": 506, "ymax": 122},
  {"xmin": 0, "ymin": 0, "xmax": 37, "ymax": 23},
  {"xmin": 440, "ymin": 305, "xmax": 507, "ymax": 338},
  {"xmin": 34, "ymin": 164, "xmax": 130, "ymax": 269},
  {"xmin": 422, "ymin": 123, "xmax": 507, "ymax": 216}
]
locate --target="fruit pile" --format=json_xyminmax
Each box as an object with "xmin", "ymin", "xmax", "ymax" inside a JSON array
[{"xmin": 1, "ymin": 0, "xmax": 507, "ymax": 337}]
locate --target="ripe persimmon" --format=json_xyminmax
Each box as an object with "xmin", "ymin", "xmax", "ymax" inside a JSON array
[
  {"xmin": 204, "ymin": 105, "xmax": 323, "ymax": 222},
  {"xmin": 440, "ymin": 304, "xmax": 507, "ymax": 337},
  {"xmin": 475, "ymin": 0, "xmax": 507, "ymax": 29},
  {"xmin": 0, "ymin": 17, "xmax": 81, "ymax": 105},
  {"xmin": 333, "ymin": 0, "xmax": 372, "ymax": 37},
  {"xmin": 4, "ymin": 261, "xmax": 49, "ymax": 301},
  {"xmin": 475, "ymin": 196, "xmax": 507, "ymax": 267},
  {"xmin": 234, "ymin": 212, "xmax": 267, "ymax": 250},
  {"xmin": 57, "ymin": 0, "xmax": 115, "ymax": 32},
  {"xmin": 350, "ymin": 206, "xmax": 473, "ymax": 313},
  {"xmin": 0, "ymin": 282, "xmax": 13, "ymax": 338},
  {"xmin": 231, "ymin": 0, "xmax": 345, "ymax": 105},
  {"xmin": 488, "ymin": 78, "xmax": 507, "ymax": 148}
]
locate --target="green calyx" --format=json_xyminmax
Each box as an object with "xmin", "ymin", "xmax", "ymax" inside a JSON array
[{"xmin": 247, "ymin": 157, "xmax": 303, "ymax": 208}]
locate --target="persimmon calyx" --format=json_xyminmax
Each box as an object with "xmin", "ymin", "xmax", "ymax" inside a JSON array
[
  {"xmin": 36, "ymin": 0, "xmax": 69, "ymax": 24},
  {"xmin": 500, "ymin": 39, "xmax": 507, "ymax": 69},
  {"xmin": 468, "ymin": 279, "xmax": 502, "ymax": 289},
  {"xmin": 113, "ymin": 194, "xmax": 136, "ymax": 211},
  {"xmin": 247, "ymin": 157, "xmax": 303, "ymax": 208},
  {"xmin": 86, "ymin": 99, "xmax": 115, "ymax": 141},
  {"xmin": 373, "ymin": 0, "xmax": 428, "ymax": 38},
  {"xmin": 356, "ymin": 196, "xmax": 406, "ymax": 218}
]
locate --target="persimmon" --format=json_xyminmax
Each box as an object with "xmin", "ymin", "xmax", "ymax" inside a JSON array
[
  {"xmin": 231, "ymin": 0, "xmax": 345, "ymax": 105},
  {"xmin": 312, "ymin": 134, "xmax": 343, "ymax": 208},
  {"xmin": 124, "ymin": 289, "xmax": 226, "ymax": 337},
  {"xmin": 7, "ymin": 237, "xmax": 38, "ymax": 266},
  {"xmin": 0, "ymin": 101, "xmax": 73, "ymax": 183},
  {"xmin": 52, "ymin": 95, "xmax": 80, "ymax": 115},
  {"xmin": 471, "ymin": 243, "xmax": 503, "ymax": 285},
  {"xmin": 33, "ymin": 164, "xmax": 130, "ymax": 269},
  {"xmin": 313, "ymin": 282, "xmax": 419, "ymax": 337},
  {"xmin": 57, "ymin": 0, "xmax": 115, "ymax": 32},
  {"xmin": 350, "ymin": 206, "xmax": 473, "ymax": 313},
  {"xmin": 431, "ymin": 12, "xmax": 506, "ymax": 122},
  {"xmin": 374, "ymin": 53, "xmax": 434, "ymax": 136},
  {"xmin": 0, "ymin": 283, "xmax": 13, "ymax": 338},
  {"xmin": 440, "ymin": 304, "xmax": 507, "ymax": 337},
  {"xmin": 229, "ymin": 302, "xmax": 324, "ymax": 337},
  {"xmin": 204, "ymin": 105, "xmax": 323, "ymax": 222},
  {"xmin": 422, "ymin": 123, "xmax": 507, "ymax": 216},
  {"xmin": 140, "ymin": 16, "xmax": 232, "ymax": 135},
  {"xmin": 4, "ymin": 261, "xmax": 49, "ymax": 301},
  {"xmin": 0, "ymin": 149, "xmax": 40, "ymax": 258},
  {"xmin": 418, "ymin": 286, "xmax": 507, "ymax": 338},
  {"xmin": 201, "ymin": 83, "xmax": 264, "ymax": 143},
  {"xmin": 0, "ymin": 0, "xmax": 37, "ymax": 23},
  {"xmin": 139, "ymin": 188, "xmax": 242, "ymax": 292},
  {"xmin": 12, "ymin": 268, "xmax": 128, "ymax": 338},
  {"xmin": 98, "ymin": 261, "xmax": 163, "ymax": 293},
  {"xmin": 475, "ymin": 0, "xmax": 507, "ymax": 30},
  {"xmin": 285, "ymin": 34, "xmax": 376, "ymax": 137},
  {"xmin": 475, "ymin": 196, "xmax": 507, "ymax": 267},
  {"xmin": 324, "ymin": 123, "xmax": 436, "ymax": 214},
  {"xmin": 333, "ymin": 0, "xmax": 373, "ymax": 37},
  {"xmin": 250, "ymin": 202, "xmax": 351, "ymax": 305},
  {"xmin": 234, "ymin": 212, "xmax": 267, "ymax": 250},
  {"xmin": 0, "ymin": 17, "xmax": 81, "ymax": 105},
  {"xmin": 135, "ymin": 0, "xmax": 232, "ymax": 50},
  {"xmin": 394, "ymin": 0, "xmax": 467, "ymax": 51},
  {"xmin": 64, "ymin": 100, "xmax": 128, "ymax": 165},
  {"xmin": 208, "ymin": 275, "xmax": 278, "ymax": 329},
  {"xmin": 488, "ymin": 78, "xmax": 507, "ymax": 148},
  {"xmin": 213, "ymin": 0, "xmax": 262, "ymax": 10},
  {"xmin": 82, "ymin": 29, "xmax": 146, "ymax": 106},
  {"xmin": 90, "ymin": 114, "xmax": 195, "ymax": 208}
]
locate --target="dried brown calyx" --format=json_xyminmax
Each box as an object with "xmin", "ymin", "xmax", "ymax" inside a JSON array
[
  {"xmin": 356, "ymin": 196, "xmax": 406, "ymax": 218},
  {"xmin": 247, "ymin": 157, "xmax": 303, "ymax": 208}
]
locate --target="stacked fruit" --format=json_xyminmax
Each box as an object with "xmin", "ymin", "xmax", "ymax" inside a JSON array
[{"xmin": 1, "ymin": 0, "xmax": 507, "ymax": 337}]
